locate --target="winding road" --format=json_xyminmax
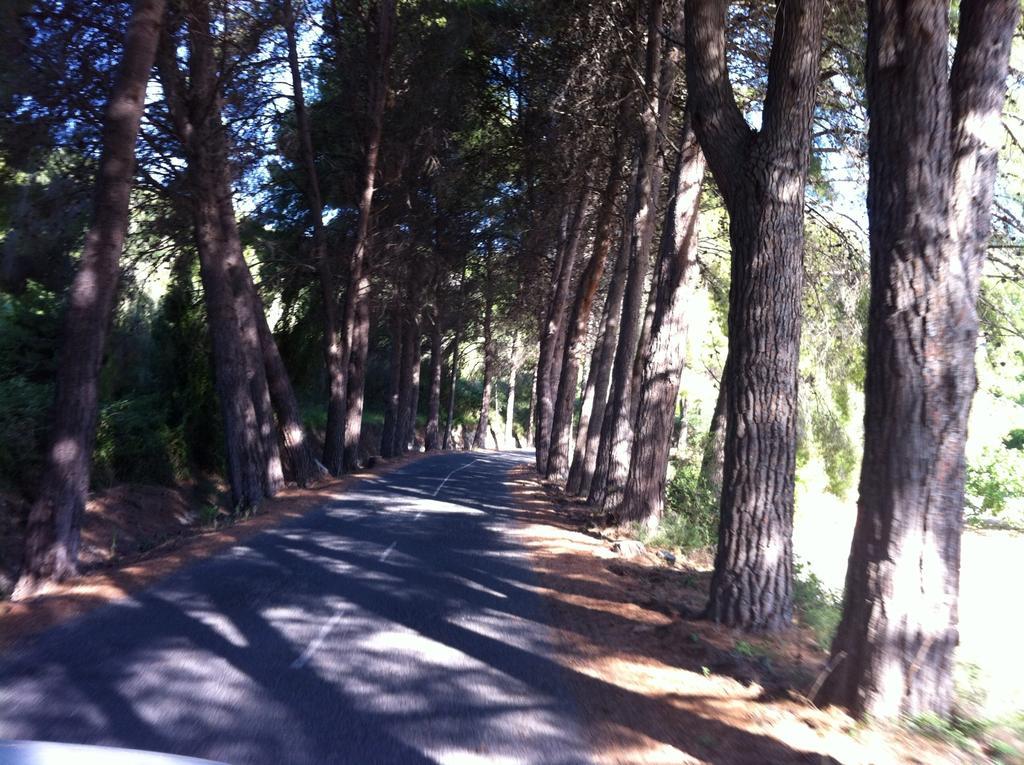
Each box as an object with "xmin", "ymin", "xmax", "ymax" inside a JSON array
[{"xmin": 0, "ymin": 452, "xmax": 592, "ymax": 764}]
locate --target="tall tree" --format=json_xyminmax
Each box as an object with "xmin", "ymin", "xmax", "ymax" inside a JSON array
[
  {"xmin": 157, "ymin": 0, "xmax": 283, "ymax": 510},
  {"xmin": 322, "ymin": 0, "xmax": 396, "ymax": 474},
  {"xmin": 619, "ymin": 117, "xmax": 705, "ymax": 529},
  {"xmin": 816, "ymin": 0, "xmax": 1019, "ymax": 718},
  {"xmin": 589, "ymin": 0, "xmax": 678, "ymax": 509},
  {"xmin": 685, "ymin": 0, "xmax": 825, "ymax": 631},
  {"xmin": 547, "ymin": 100, "xmax": 629, "ymax": 482},
  {"xmin": 14, "ymin": 0, "xmax": 165, "ymax": 597}
]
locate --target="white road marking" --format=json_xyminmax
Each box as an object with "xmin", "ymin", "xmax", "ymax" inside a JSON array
[
  {"xmin": 379, "ymin": 541, "xmax": 397, "ymax": 561},
  {"xmin": 290, "ymin": 611, "xmax": 344, "ymax": 669},
  {"xmin": 433, "ymin": 458, "xmax": 486, "ymax": 497}
]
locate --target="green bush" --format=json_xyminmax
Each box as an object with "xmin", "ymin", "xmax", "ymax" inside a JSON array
[
  {"xmin": 793, "ymin": 560, "xmax": 842, "ymax": 650},
  {"xmin": 966, "ymin": 446, "xmax": 1024, "ymax": 519},
  {"xmin": 0, "ymin": 377, "xmax": 53, "ymax": 494},
  {"xmin": 92, "ymin": 395, "xmax": 189, "ymax": 487},
  {"xmin": 651, "ymin": 460, "xmax": 719, "ymax": 551}
]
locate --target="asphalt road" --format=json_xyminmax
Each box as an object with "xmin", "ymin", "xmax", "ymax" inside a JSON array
[{"xmin": 0, "ymin": 451, "xmax": 592, "ymax": 764}]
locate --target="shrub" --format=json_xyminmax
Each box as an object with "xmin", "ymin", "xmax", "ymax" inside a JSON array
[
  {"xmin": 93, "ymin": 395, "xmax": 189, "ymax": 487},
  {"xmin": 966, "ymin": 446, "xmax": 1024, "ymax": 520},
  {"xmin": 0, "ymin": 377, "xmax": 52, "ymax": 494},
  {"xmin": 793, "ymin": 560, "xmax": 842, "ymax": 650},
  {"xmin": 651, "ymin": 460, "xmax": 719, "ymax": 552}
]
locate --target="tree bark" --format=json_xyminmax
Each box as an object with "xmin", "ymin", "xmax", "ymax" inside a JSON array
[
  {"xmin": 685, "ymin": 0, "xmax": 824, "ymax": 632},
  {"xmin": 396, "ymin": 307, "xmax": 421, "ymax": 453},
  {"xmin": 547, "ymin": 104, "xmax": 629, "ymax": 482},
  {"xmin": 280, "ymin": 0, "xmax": 333, "ymax": 483},
  {"xmin": 380, "ymin": 304, "xmax": 403, "ymax": 458},
  {"xmin": 474, "ymin": 292, "xmax": 495, "ymax": 450},
  {"xmin": 565, "ymin": 172, "xmax": 634, "ymax": 498},
  {"xmin": 589, "ymin": 0, "xmax": 677, "ymax": 509},
  {"xmin": 323, "ymin": 0, "xmax": 395, "ymax": 474},
  {"xmin": 215, "ymin": 152, "xmax": 285, "ymax": 497},
  {"xmin": 442, "ymin": 326, "xmax": 461, "ymax": 451},
  {"xmin": 15, "ymin": 0, "xmax": 165, "ymax": 596},
  {"xmin": 156, "ymin": 0, "xmax": 279, "ymax": 513},
  {"xmin": 699, "ymin": 375, "xmax": 727, "ymax": 501},
  {"xmin": 619, "ymin": 118, "xmax": 706, "ymax": 530},
  {"xmin": 535, "ymin": 186, "xmax": 588, "ymax": 473},
  {"xmin": 343, "ymin": 271, "xmax": 371, "ymax": 469},
  {"xmin": 504, "ymin": 335, "xmax": 520, "ymax": 449},
  {"xmin": 816, "ymin": 0, "xmax": 1018, "ymax": 719},
  {"xmin": 425, "ymin": 309, "xmax": 443, "ymax": 451}
]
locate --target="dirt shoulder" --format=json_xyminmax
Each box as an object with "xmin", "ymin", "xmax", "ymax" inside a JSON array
[
  {"xmin": 0, "ymin": 453, "xmax": 427, "ymax": 652},
  {"xmin": 505, "ymin": 465, "xmax": 972, "ymax": 765}
]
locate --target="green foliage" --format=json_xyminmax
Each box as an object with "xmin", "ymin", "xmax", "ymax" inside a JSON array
[
  {"xmin": 651, "ymin": 460, "xmax": 719, "ymax": 552},
  {"xmin": 92, "ymin": 396, "xmax": 189, "ymax": 487},
  {"xmin": 0, "ymin": 377, "xmax": 52, "ymax": 493},
  {"xmin": 793, "ymin": 560, "xmax": 842, "ymax": 650},
  {"xmin": 0, "ymin": 284, "xmax": 61, "ymax": 493},
  {"xmin": 810, "ymin": 402, "xmax": 858, "ymax": 498},
  {"xmin": 966, "ymin": 446, "xmax": 1024, "ymax": 520},
  {"xmin": 908, "ymin": 712, "xmax": 991, "ymax": 754}
]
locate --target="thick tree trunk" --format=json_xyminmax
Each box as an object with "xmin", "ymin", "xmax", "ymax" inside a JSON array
[
  {"xmin": 474, "ymin": 296, "xmax": 495, "ymax": 450},
  {"xmin": 380, "ymin": 305, "xmax": 403, "ymax": 458},
  {"xmin": 535, "ymin": 187, "xmax": 588, "ymax": 473},
  {"xmin": 547, "ymin": 109, "xmax": 629, "ymax": 482},
  {"xmin": 686, "ymin": 0, "xmax": 824, "ymax": 632},
  {"xmin": 15, "ymin": 0, "xmax": 165, "ymax": 596},
  {"xmin": 816, "ymin": 0, "xmax": 1018, "ymax": 718},
  {"xmin": 425, "ymin": 310, "xmax": 443, "ymax": 451},
  {"xmin": 619, "ymin": 120, "xmax": 706, "ymax": 530},
  {"xmin": 254, "ymin": 302, "xmax": 323, "ymax": 486},
  {"xmin": 155, "ymin": 0, "xmax": 278, "ymax": 514},
  {"xmin": 589, "ymin": 0, "xmax": 677, "ymax": 509},
  {"xmin": 323, "ymin": 0, "xmax": 395, "ymax": 474},
  {"xmin": 215, "ymin": 158, "xmax": 285, "ymax": 497},
  {"xmin": 343, "ymin": 273, "xmax": 371, "ymax": 469}
]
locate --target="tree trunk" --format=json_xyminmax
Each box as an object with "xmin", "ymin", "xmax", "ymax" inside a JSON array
[
  {"xmin": 535, "ymin": 187, "xmax": 588, "ymax": 473},
  {"xmin": 619, "ymin": 119, "xmax": 705, "ymax": 530},
  {"xmin": 474, "ymin": 294, "xmax": 495, "ymax": 450},
  {"xmin": 525, "ymin": 364, "xmax": 537, "ymax": 448},
  {"xmin": 281, "ymin": 0, "xmax": 334, "ymax": 483},
  {"xmin": 215, "ymin": 153, "xmax": 285, "ymax": 497},
  {"xmin": 15, "ymin": 0, "xmax": 165, "ymax": 596},
  {"xmin": 816, "ymin": 0, "xmax": 1018, "ymax": 718},
  {"xmin": 547, "ymin": 103, "xmax": 629, "ymax": 482},
  {"xmin": 442, "ymin": 324, "xmax": 461, "ymax": 450},
  {"xmin": 685, "ymin": 0, "xmax": 824, "ymax": 632},
  {"xmin": 425, "ymin": 309, "xmax": 443, "ymax": 451},
  {"xmin": 565, "ymin": 175, "xmax": 634, "ymax": 498},
  {"xmin": 589, "ymin": 0, "xmax": 677, "ymax": 509},
  {"xmin": 155, "ymin": 0, "xmax": 278, "ymax": 513},
  {"xmin": 699, "ymin": 376, "xmax": 727, "ymax": 501},
  {"xmin": 380, "ymin": 304, "xmax": 402, "ymax": 458},
  {"xmin": 504, "ymin": 347, "xmax": 520, "ymax": 449},
  {"xmin": 673, "ymin": 397, "xmax": 689, "ymax": 456},
  {"xmin": 323, "ymin": 0, "xmax": 395, "ymax": 474},
  {"xmin": 343, "ymin": 272, "xmax": 371, "ymax": 469},
  {"xmin": 254, "ymin": 301, "xmax": 323, "ymax": 486},
  {"xmin": 396, "ymin": 308, "xmax": 421, "ymax": 453}
]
